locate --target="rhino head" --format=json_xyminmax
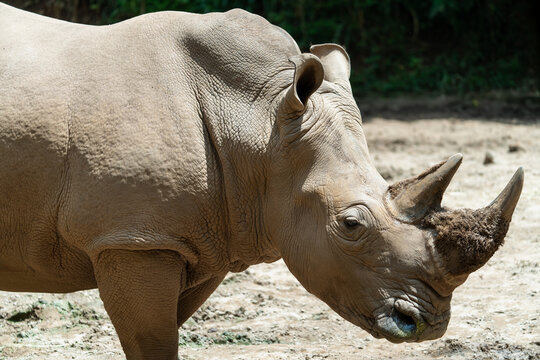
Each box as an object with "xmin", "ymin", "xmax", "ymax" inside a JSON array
[{"xmin": 266, "ymin": 44, "xmax": 523, "ymax": 343}]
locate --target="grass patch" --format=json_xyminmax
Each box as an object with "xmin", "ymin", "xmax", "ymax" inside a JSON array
[{"xmin": 179, "ymin": 331, "xmax": 279, "ymax": 347}]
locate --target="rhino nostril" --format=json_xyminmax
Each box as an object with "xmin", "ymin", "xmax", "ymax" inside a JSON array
[{"xmin": 392, "ymin": 308, "xmax": 417, "ymax": 334}]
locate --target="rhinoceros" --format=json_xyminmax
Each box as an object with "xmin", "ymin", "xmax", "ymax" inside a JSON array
[{"xmin": 0, "ymin": 3, "xmax": 524, "ymax": 359}]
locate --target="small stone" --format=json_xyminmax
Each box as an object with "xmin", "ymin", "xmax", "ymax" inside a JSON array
[
  {"xmin": 483, "ymin": 151, "xmax": 495, "ymax": 165},
  {"xmin": 508, "ymin": 144, "xmax": 525, "ymax": 153}
]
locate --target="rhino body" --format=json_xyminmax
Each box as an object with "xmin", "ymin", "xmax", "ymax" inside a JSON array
[
  {"xmin": 0, "ymin": 4, "xmax": 523, "ymax": 359},
  {"xmin": 0, "ymin": 3, "xmax": 282, "ymax": 290}
]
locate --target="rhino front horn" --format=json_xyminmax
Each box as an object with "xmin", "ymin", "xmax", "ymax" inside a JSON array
[
  {"xmin": 424, "ymin": 168, "xmax": 524, "ymax": 276},
  {"xmin": 487, "ymin": 167, "xmax": 524, "ymax": 222},
  {"xmin": 387, "ymin": 154, "xmax": 463, "ymax": 223}
]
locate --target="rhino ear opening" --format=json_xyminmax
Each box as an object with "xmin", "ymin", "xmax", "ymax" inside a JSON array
[
  {"xmin": 285, "ymin": 54, "xmax": 324, "ymax": 113},
  {"xmin": 310, "ymin": 43, "xmax": 351, "ymax": 86}
]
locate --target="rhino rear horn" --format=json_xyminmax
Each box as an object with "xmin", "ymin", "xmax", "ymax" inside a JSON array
[{"xmin": 387, "ymin": 154, "xmax": 463, "ymax": 223}]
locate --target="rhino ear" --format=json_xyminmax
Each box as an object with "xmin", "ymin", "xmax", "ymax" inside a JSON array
[
  {"xmin": 310, "ymin": 44, "xmax": 351, "ymax": 86},
  {"xmin": 284, "ymin": 54, "xmax": 324, "ymax": 114}
]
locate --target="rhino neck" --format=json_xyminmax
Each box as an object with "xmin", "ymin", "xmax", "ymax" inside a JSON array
[
  {"xmin": 196, "ymin": 95, "xmax": 282, "ymax": 268},
  {"xmin": 179, "ymin": 16, "xmax": 301, "ymax": 268},
  {"xmin": 187, "ymin": 63, "xmax": 295, "ymax": 268}
]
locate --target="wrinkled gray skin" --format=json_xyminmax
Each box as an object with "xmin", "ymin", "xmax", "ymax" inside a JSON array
[{"xmin": 0, "ymin": 4, "xmax": 523, "ymax": 359}]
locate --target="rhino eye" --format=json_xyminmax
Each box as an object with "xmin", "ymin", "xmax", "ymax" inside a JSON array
[
  {"xmin": 339, "ymin": 207, "xmax": 371, "ymax": 235},
  {"xmin": 344, "ymin": 217, "xmax": 361, "ymax": 229}
]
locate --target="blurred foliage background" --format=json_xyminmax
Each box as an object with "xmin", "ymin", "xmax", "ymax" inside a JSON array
[{"xmin": 4, "ymin": 0, "xmax": 539, "ymax": 97}]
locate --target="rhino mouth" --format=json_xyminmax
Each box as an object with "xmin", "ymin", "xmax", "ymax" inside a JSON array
[
  {"xmin": 371, "ymin": 297, "xmax": 449, "ymax": 343},
  {"xmin": 373, "ymin": 299, "xmax": 426, "ymax": 342},
  {"xmin": 333, "ymin": 290, "xmax": 450, "ymax": 343},
  {"xmin": 392, "ymin": 305, "xmax": 419, "ymax": 334}
]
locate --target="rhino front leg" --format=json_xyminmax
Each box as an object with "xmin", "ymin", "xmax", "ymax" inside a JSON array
[
  {"xmin": 92, "ymin": 249, "xmax": 185, "ymax": 360},
  {"xmin": 176, "ymin": 275, "xmax": 225, "ymax": 327}
]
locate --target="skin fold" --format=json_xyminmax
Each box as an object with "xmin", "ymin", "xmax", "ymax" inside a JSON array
[{"xmin": 0, "ymin": 4, "xmax": 523, "ymax": 359}]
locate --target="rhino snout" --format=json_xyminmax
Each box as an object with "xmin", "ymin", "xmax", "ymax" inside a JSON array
[{"xmin": 373, "ymin": 297, "xmax": 450, "ymax": 343}]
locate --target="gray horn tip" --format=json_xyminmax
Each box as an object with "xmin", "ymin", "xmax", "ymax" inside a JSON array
[
  {"xmin": 441, "ymin": 153, "xmax": 463, "ymax": 172},
  {"xmin": 507, "ymin": 167, "xmax": 525, "ymax": 195},
  {"xmin": 450, "ymin": 153, "xmax": 464, "ymax": 162},
  {"xmin": 437, "ymin": 153, "xmax": 463, "ymax": 178},
  {"xmin": 515, "ymin": 166, "xmax": 525, "ymax": 181},
  {"xmin": 490, "ymin": 167, "xmax": 524, "ymax": 221}
]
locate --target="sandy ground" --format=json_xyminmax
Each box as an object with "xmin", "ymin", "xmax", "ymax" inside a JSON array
[{"xmin": 0, "ymin": 116, "xmax": 539, "ymax": 359}]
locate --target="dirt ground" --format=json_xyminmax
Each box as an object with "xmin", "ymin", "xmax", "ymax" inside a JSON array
[{"xmin": 0, "ymin": 116, "xmax": 539, "ymax": 360}]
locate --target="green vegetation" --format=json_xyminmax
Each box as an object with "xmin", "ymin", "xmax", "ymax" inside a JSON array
[
  {"xmin": 5, "ymin": 0, "xmax": 539, "ymax": 96},
  {"xmin": 5, "ymin": 300, "xmax": 102, "ymax": 322},
  {"xmin": 178, "ymin": 330, "xmax": 279, "ymax": 347}
]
